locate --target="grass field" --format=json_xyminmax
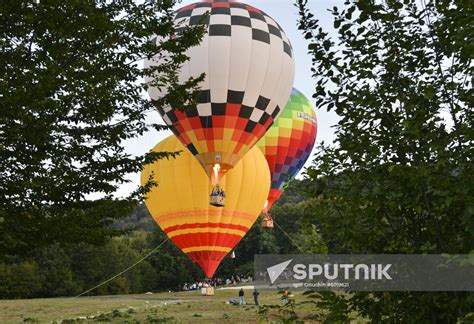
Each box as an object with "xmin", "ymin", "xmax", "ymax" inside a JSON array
[{"xmin": 0, "ymin": 287, "xmax": 367, "ymax": 323}]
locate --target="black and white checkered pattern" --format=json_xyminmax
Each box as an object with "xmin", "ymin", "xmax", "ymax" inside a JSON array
[
  {"xmin": 146, "ymin": 1, "xmax": 295, "ymax": 135},
  {"xmin": 174, "ymin": 2, "xmax": 292, "ymax": 58},
  {"xmin": 156, "ymin": 90, "xmax": 279, "ymax": 129}
]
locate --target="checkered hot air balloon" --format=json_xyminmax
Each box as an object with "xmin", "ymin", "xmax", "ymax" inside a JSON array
[
  {"xmin": 257, "ymin": 88, "xmax": 318, "ymax": 212},
  {"xmin": 141, "ymin": 135, "xmax": 270, "ymax": 278},
  {"xmin": 145, "ymin": 0, "xmax": 295, "ymax": 180}
]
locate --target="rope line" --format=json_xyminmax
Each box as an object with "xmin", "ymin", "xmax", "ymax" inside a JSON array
[
  {"xmin": 71, "ymin": 237, "xmax": 169, "ymax": 299},
  {"xmin": 273, "ymin": 219, "xmax": 306, "ymax": 253}
]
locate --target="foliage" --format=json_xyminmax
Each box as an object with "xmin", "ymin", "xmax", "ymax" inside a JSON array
[
  {"xmin": 0, "ymin": 229, "xmax": 202, "ymax": 299},
  {"xmin": 0, "ymin": 185, "xmax": 324, "ymax": 299},
  {"xmin": 302, "ymin": 291, "xmax": 351, "ymax": 323},
  {"xmin": 258, "ymin": 291, "xmax": 301, "ymax": 323},
  {"xmin": 0, "ymin": 261, "xmax": 43, "ymax": 299},
  {"xmin": 297, "ymin": 0, "xmax": 473, "ymax": 321},
  {"xmin": 0, "ymin": 0, "xmax": 205, "ymax": 256},
  {"xmin": 293, "ymin": 223, "xmax": 328, "ymax": 254}
]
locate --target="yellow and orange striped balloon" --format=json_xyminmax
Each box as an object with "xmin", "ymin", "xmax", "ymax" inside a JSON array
[{"xmin": 141, "ymin": 135, "xmax": 270, "ymax": 277}]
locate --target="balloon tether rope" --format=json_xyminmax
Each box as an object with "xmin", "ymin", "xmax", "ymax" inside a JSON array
[
  {"xmin": 273, "ymin": 219, "xmax": 306, "ymax": 253},
  {"xmin": 71, "ymin": 237, "xmax": 169, "ymax": 299}
]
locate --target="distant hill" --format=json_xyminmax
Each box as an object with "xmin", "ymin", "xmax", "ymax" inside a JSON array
[{"xmin": 112, "ymin": 204, "xmax": 156, "ymax": 232}]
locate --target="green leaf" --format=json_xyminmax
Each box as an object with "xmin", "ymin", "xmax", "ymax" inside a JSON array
[{"xmin": 323, "ymin": 40, "xmax": 331, "ymax": 51}]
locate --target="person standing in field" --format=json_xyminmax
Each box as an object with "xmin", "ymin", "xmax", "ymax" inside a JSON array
[
  {"xmin": 253, "ymin": 288, "xmax": 259, "ymax": 306},
  {"xmin": 239, "ymin": 288, "xmax": 245, "ymax": 305},
  {"xmin": 282, "ymin": 290, "xmax": 289, "ymax": 305}
]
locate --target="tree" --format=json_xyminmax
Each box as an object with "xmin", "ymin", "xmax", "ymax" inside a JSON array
[
  {"xmin": 294, "ymin": 223, "xmax": 328, "ymax": 254},
  {"xmin": 297, "ymin": 0, "xmax": 473, "ymax": 321},
  {"xmin": 0, "ymin": 0, "xmax": 205, "ymax": 256},
  {"xmin": 0, "ymin": 260, "xmax": 45, "ymax": 299}
]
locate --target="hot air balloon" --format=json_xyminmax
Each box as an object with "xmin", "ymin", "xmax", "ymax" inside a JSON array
[
  {"xmin": 141, "ymin": 135, "xmax": 270, "ymax": 277},
  {"xmin": 145, "ymin": 0, "xmax": 295, "ymax": 184},
  {"xmin": 257, "ymin": 88, "xmax": 317, "ymax": 218}
]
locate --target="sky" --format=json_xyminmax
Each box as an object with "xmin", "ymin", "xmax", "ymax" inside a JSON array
[{"xmin": 116, "ymin": 0, "xmax": 342, "ymax": 198}]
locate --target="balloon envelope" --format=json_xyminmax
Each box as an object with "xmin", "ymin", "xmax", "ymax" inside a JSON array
[
  {"xmin": 145, "ymin": 0, "xmax": 295, "ymax": 178},
  {"xmin": 257, "ymin": 88, "xmax": 317, "ymax": 211},
  {"xmin": 141, "ymin": 135, "xmax": 270, "ymax": 277}
]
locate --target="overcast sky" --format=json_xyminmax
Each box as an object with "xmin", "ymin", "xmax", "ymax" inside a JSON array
[{"xmin": 116, "ymin": 0, "xmax": 343, "ymax": 197}]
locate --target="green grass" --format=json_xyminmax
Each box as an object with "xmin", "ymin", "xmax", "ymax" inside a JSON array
[{"xmin": 0, "ymin": 289, "xmax": 365, "ymax": 323}]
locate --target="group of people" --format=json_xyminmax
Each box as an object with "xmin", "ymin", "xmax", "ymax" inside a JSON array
[
  {"xmin": 182, "ymin": 278, "xmax": 292, "ymax": 308},
  {"xmin": 181, "ymin": 275, "xmax": 253, "ymax": 291},
  {"xmin": 210, "ymin": 184, "xmax": 225, "ymax": 197},
  {"xmin": 182, "ymin": 278, "xmax": 222, "ymax": 291},
  {"xmin": 238, "ymin": 287, "xmax": 260, "ymax": 306},
  {"xmin": 238, "ymin": 288, "xmax": 291, "ymax": 306},
  {"xmin": 182, "ymin": 274, "xmax": 295, "ymax": 308},
  {"xmin": 225, "ymin": 274, "xmax": 253, "ymax": 285}
]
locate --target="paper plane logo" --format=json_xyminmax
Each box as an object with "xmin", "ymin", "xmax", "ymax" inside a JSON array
[{"xmin": 267, "ymin": 259, "xmax": 292, "ymax": 284}]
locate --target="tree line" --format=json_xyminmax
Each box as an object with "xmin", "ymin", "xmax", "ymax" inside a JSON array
[{"xmin": 0, "ymin": 180, "xmax": 325, "ymax": 299}]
